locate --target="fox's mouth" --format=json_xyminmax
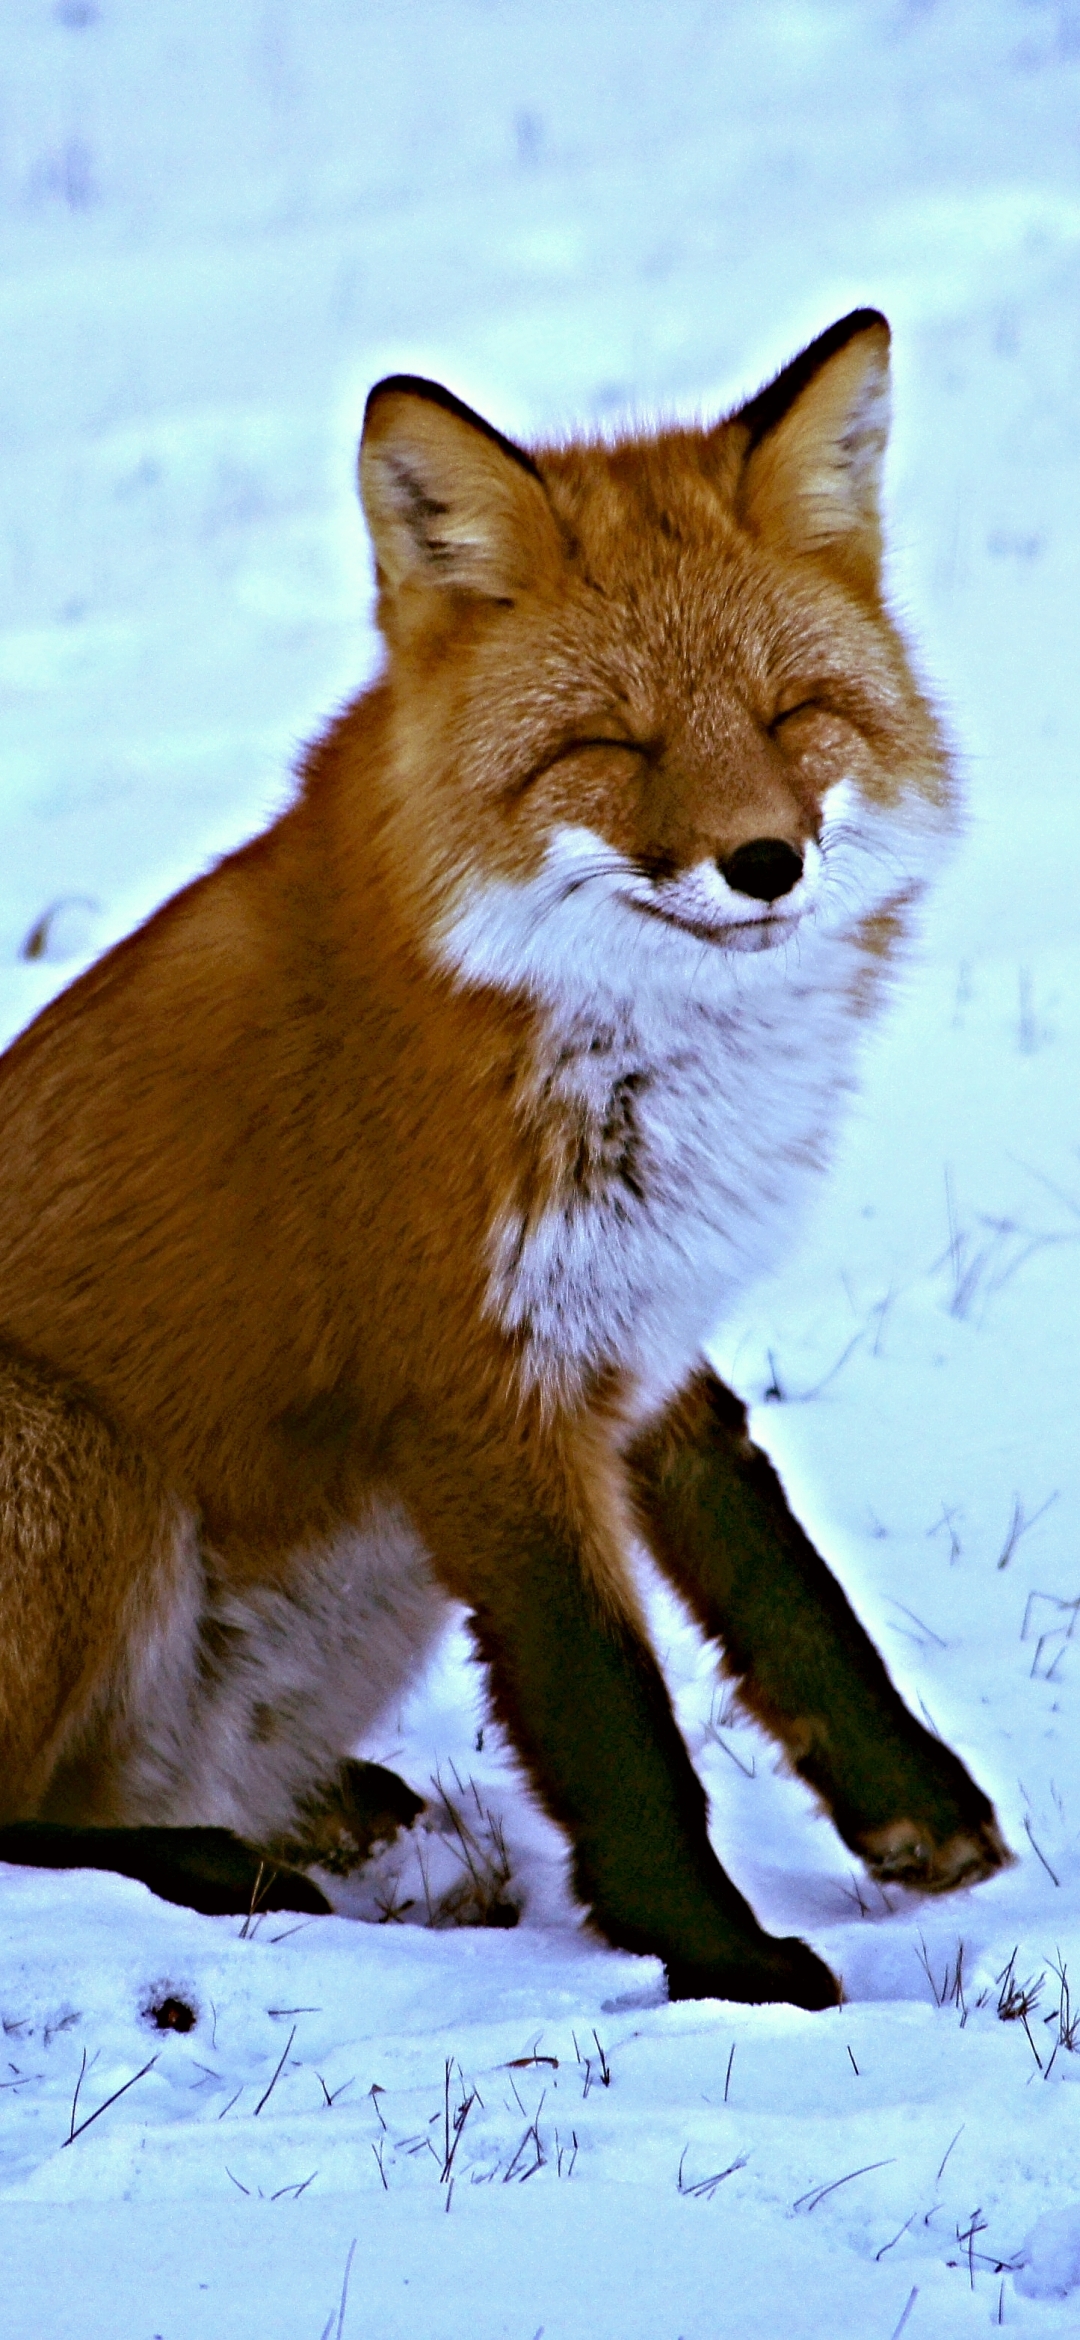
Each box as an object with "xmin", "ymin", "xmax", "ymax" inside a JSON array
[{"xmin": 629, "ymin": 898, "xmax": 799, "ymax": 952}]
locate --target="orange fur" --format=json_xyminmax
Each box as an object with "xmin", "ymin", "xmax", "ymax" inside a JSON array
[{"xmin": 0, "ymin": 319, "xmax": 976, "ymax": 2002}]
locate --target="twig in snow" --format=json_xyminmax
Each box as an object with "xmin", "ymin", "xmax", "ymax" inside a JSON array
[
  {"xmin": 889, "ymin": 2289, "xmax": 918, "ymax": 2340},
  {"xmin": 957, "ymin": 2207, "xmax": 987, "ymax": 2288},
  {"xmin": 1020, "ymin": 2008, "xmax": 1044, "ymax": 2072},
  {"xmin": 62, "ymin": 2053, "xmax": 159, "ymax": 2147},
  {"xmin": 887, "ymin": 1600, "xmax": 948, "ymax": 1651},
  {"xmin": 238, "ymin": 1859, "xmax": 269, "ymax": 1940},
  {"xmin": 724, "ymin": 2042, "xmax": 735, "ymax": 2102},
  {"xmin": 875, "ymin": 2212, "xmax": 917, "ymax": 2261},
  {"xmin": 934, "ymin": 2124, "xmax": 964, "ymax": 2184},
  {"xmin": 1041, "ymin": 1953, "xmax": 1080, "ymax": 2078},
  {"xmin": 765, "ymin": 1330, "xmax": 864, "ymax": 1405},
  {"xmin": 995, "ymin": 1949, "xmax": 1044, "ymax": 2028},
  {"xmin": 319, "ymin": 2237, "xmax": 357, "ymax": 2340},
  {"xmin": 677, "ymin": 2147, "xmax": 747, "ymax": 2200},
  {"xmin": 318, "ymin": 2072, "xmax": 354, "ymax": 2107},
  {"xmin": 927, "ymin": 1503, "xmax": 963, "ymax": 1564},
  {"xmin": 997, "ymin": 1490, "xmax": 1059, "ymax": 1569},
  {"xmin": 704, "ymin": 1725, "xmax": 756, "ymax": 1778},
  {"xmin": 870, "ymin": 1285, "xmax": 895, "ymax": 1356},
  {"xmin": 792, "ymin": 2157, "xmax": 895, "ymax": 2213},
  {"xmin": 502, "ymin": 2097, "xmax": 546, "ymax": 2183},
  {"xmin": 441, "ymin": 2058, "xmax": 476, "ymax": 2183},
  {"xmin": 839, "ymin": 1872, "xmax": 874, "ymax": 1918},
  {"xmin": 253, "ymin": 2024, "xmax": 296, "ymax": 2115},
  {"xmin": 1023, "ymin": 1816, "xmax": 1060, "ymax": 1887},
  {"xmin": 916, "ymin": 1935, "xmax": 967, "ymax": 2017},
  {"xmin": 66, "ymin": 2046, "xmax": 88, "ymax": 2142}
]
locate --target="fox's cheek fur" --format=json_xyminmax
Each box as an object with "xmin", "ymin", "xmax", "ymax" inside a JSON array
[{"xmin": 432, "ymin": 771, "xmax": 940, "ymax": 1415}]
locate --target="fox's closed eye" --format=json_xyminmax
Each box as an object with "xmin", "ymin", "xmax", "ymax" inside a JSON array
[
  {"xmin": 770, "ymin": 699, "xmax": 825, "ymax": 732},
  {"xmin": 558, "ymin": 737, "xmax": 648, "ymax": 758},
  {"xmin": 508, "ymin": 737, "xmax": 646, "ymax": 800}
]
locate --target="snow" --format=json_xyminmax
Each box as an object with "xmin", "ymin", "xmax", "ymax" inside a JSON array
[
  {"xmin": 1017, "ymin": 2202, "xmax": 1080, "ymax": 2302},
  {"xmin": 4, "ymin": 0, "xmax": 1080, "ymax": 2330}
]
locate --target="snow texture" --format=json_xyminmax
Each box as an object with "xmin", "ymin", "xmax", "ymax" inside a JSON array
[
  {"xmin": 3, "ymin": 1, "xmax": 1080, "ymax": 2332},
  {"xmin": 1017, "ymin": 2201, "xmax": 1080, "ymax": 2300}
]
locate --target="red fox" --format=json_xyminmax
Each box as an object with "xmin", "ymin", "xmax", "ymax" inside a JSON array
[{"xmin": 0, "ymin": 309, "xmax": 1008, "ymax": 2005}]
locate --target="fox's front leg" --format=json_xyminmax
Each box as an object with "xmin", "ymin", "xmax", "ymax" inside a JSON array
[
  {"xmin": 399, "ymin": 1430, "xmax": 839, "ymax": 2008},
  {"xmin": 630, "ymin": 1370, "xmax": 1010, "ymax": 1893}
]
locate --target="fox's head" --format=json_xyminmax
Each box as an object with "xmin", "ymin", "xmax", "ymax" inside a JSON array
[{"xmin": 358, "ymin": 312, "xmax": 951, "ymax": 1004}]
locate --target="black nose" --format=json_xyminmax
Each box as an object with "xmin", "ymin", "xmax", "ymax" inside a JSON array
[{"xmin": 720, "ymin": 837, "xmax": 804, "ymax": 903}]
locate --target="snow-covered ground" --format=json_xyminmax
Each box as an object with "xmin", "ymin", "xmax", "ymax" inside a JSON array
[{"xmin": 4, "ymin": 2, "xmax": 1080, "ymax": 2331}]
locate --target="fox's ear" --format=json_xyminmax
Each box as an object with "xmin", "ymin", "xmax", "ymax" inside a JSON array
[
  {"xmin": 359, "ymin": 376, "xmax": 560, "ymax": 601},
  {"xmin": 727, "ymin": 310, "xmax": 891, "ymax": 591}
]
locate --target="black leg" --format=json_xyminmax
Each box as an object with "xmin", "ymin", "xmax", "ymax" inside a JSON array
[
  {"xmin": 0, "ymin": 1822, "xmax": 330, "ymax": 1916},
  {"xmin": 630, "ymin": 1370, "xmax": 1010, "ymax": 1893},
  {"xmin": 455, "ymin": 1505, "xmax": 839, "ymax": 2006}
]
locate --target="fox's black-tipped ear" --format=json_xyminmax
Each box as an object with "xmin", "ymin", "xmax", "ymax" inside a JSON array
[
  {"xmin": 359, "ymin": 376, "xmax": 561, "ymax": 600},
  {"xmin": 726, "ymin": 310, "xmax": 891, "ymax": 590}
]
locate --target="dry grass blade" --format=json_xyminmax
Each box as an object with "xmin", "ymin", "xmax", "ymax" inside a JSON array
[
  {"xmin": 61, "ymin": 2052, "xmax": 159, "ymax": 2147},
  {"xmin": 887, "ymin": 1599, "xmax": 948, "ymax": 1651},
  {"xmin": 935, "ymin": 2124, "xmax": 965, "ymax": 2185},
  {"xmin": 502, "ymin": 2094, "xmax": 547, "ymax": 2184},
  {"xmin": 238, "ymin": 1858, "xmax": 269, "ymax": 1941},
  {"xmin": 997, "ymin": 1490, "xmax": 1059, "ymax": 1569},
  {"xmin": 271, "ymin": 2169, "xmax": 317, "ymax": 2200},
  {"xmin": 875, "ymin": 2212, "xmax": 917, "ymax": 2262},
  {"xmin": 66, "ymin": 2045, "xmax": 88, "ymax": 2143},
  {"xmin": 793, "ymin": 2157, "xmax": 894, "ymax": 2214},
  {"xmin": 995, "ymin": 1951, "xmax": 1044, "ymax": 2026},
  {"xmin": 1023, "ymin": 1817, "xmax": 1060, "ymax": 1886},
  {"xmin": 253, "ymin": 2023, "xmax": 296, "ymax": 2116},
  {"xmin": 319, "ymin": 2237, "xmax": 357, "ymax": 2340},
  {"xmin": 889, "ymin": 2289, "xmax": 918, "ymax": 2340},
  {"xmin": 916, "ymin": 1934, "xmax": 968, "ymax": 2018},
  {"xmin": 677, "ymin": 2147, "xmax": 748, "ymax": 2200},
  {"xmin": 763, "ymin": 1329, "xmax": 863, "ymax": 1404},
  {"xmin": 441, "ymin": 2057, "xmax": 476, "ymax": 2183}
]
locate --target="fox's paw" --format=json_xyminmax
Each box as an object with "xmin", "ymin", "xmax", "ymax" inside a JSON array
[
  {"xmin": 277, "ymin": 1758, "xmax": 426, "ymax": 1878},
  {"xmin": 666, "ymin": 1934, "xmax": 841, "ymax": 2011},
  {"xmin": 857, "ymin": 1812, "xmax": 1013, "ymax": 1895}
]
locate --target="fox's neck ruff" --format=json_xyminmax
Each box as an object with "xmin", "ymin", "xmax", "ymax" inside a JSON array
[{"xmin": 434, "ymin": 777, "xmax": 943, "ymax": 1419}]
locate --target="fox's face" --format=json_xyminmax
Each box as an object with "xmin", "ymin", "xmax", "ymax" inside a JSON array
[{"xmin": 359, "ymin": 315, "xmax": 951, "ymax": 1006}]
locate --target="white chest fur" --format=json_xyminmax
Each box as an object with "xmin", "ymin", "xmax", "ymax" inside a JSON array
[
  {"xmin": 493, "ymin": 969, "xmax": 858, "ymax": 1414},
  {"xmin": 435, "ymin": 789, "xmax": 940, "ymax": 1417}
]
